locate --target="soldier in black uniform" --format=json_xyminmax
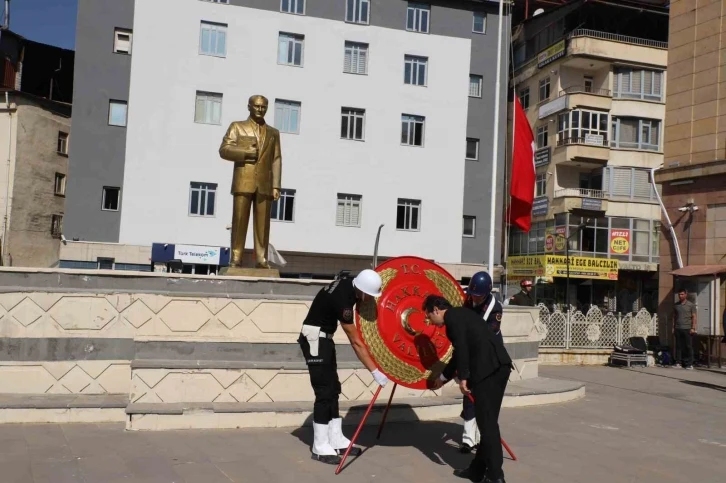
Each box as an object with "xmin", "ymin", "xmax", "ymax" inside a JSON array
[
  {"xmin": 458, "ymin": 270, "xmax": 503, "ymax": 453},
  {"xmin": 298, "ymin": 269, "xmax": 389, "ymax": 465},
  {"xmin": 508, "ymin": 279, "xmax": 535, "ymax": 306}
]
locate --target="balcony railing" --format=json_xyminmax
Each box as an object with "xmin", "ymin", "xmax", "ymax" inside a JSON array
[
  {"xmin": 556, "ymin": 135, "xmax": 609, "ymax": 147},
  {"xmin": 569, "ymin": 29, "xmax": 668, "ymax": 49},
  {"xmin": 555, "ymin": 188, "xmax": 606, "ymax": 199},
  {"xmin": 559, "ymin": 86, "xmax": 611, "ymax": 97}
]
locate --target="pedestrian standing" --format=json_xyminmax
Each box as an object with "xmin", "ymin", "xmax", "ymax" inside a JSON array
[
  {"xmin": 673, "ymin": 288, "xmax": 696, "ymax": 370},
  {"xmin": 427, "ymin": 295, "xmax": 512, "ymax": 483},
  {"xmin": 508, "ymin": 279, "xmax": 535, "ymax": 306}
]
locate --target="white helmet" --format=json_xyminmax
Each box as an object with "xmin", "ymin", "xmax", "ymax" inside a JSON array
[{"xmin": 353, "ymin": 269, "xmax": 382, "ymax": 297}]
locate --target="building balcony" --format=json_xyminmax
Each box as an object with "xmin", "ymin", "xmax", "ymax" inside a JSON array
[
  {"xmin": 552, "ymin": 188, "xmax": 609, "ymax": 215},
  {"xmin": 568, "ymin": 29, "xmax": 668, "ymax": 68},
  {"xmin": 559, "ymin": 86, "xmax": 612, "ymax": 111},
  {"xmin": 553, "ymin": 136, "xmax": 610, "ymax": 167}
]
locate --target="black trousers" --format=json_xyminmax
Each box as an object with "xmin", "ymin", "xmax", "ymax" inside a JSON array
[
  {"xmin": 468, "ymin": 364, "xmax": 511, "ymax": 480},
  {"xmin": 462, "ymin": 330, "xmax": 504, "ymax": 422},
  {"xmin": 299, "ymin": 336, "xmax": 341, "ymax": 424},
  {"xmin": 674, "ymin": 328, "xmax": 693, "ymax": 367}
]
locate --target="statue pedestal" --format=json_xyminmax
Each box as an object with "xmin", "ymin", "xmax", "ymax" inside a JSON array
[{"xmin": 219, "ymin": 266, "xmax": 280, "ymax": 278}]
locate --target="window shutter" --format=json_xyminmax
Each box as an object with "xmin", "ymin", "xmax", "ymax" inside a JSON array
[
  {"xmin": 336, "ymin": 200, "xmax": 346, "ymax": 225},
  {"xmin": 195, "ymin": 96, "xmax": 206, "ymax": 123},
  {"xmin": 344, "ymin": 47, "xmax": 352, "ymax": 72},
  {"xmin": 613, "ymin": 72, "xmax": 619, "ymax": 96},
  {"xmin": 631, "ymin": 70, "xmax": 642, "ymax": 95},
  {"xmin": 603, "ymin": 167, "xmax": 609, "ymax": 194},
  {"xmin": 653, "ymin": 72, "xmax": 662, "ymax": 95},
  {"xmin": 611, "ymin": 168, "xmax": 632, "ymax": 197},
  {"xmin": 211, "ymin": 98, "xmax": 221, "ymax": 124},
  {"xmin": 643, "ymin": 71, "xmax": 653, "ymax": 95},
  {"xmin": 350, "ymin": 201, "xmax": 360, "ymax": 226},
  {"xmin": 619, "ymin": 119, "xmax": 638, "ymax": 144},
  {"xmin": 633, "ymin": 170, "xmax": 650, "ymax": 198},
  {"xmin": 358, "ymin": 48, "xmax": 367, "ymax": 74}
]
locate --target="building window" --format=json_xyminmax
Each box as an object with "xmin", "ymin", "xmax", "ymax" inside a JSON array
[
  {"xmin": 466, "ymin": 138, "xmax": 479, "ymax": 160},
  {"xmin": 336, "ymin": 193, "xmax": 362, "ymax": 227},
  {"xmin": 473, "ymin": 12, "xmax": 487, "ymax": 34},
  {"xmin": 406, "ymin": 3, "xmax": 430, "ymax": 33},
  {"xmin": 108, "ymin": 100, "xmax": 128, "ymax": 127},
  {"xmin": 274, "ymin": 100, "xmax": 301, "ymax": 134},
  {"xmin": 54, "ymin": 173, "xmax": 66, "ymax": 196},
  {"xmin": 557, "ymin": 109, "xmax": 609, "ymax": 145},
  {"xmin": 278, "ymin": 33, "xmax": 304, "ymax": 67},
  {"xmin": 584, "ymin": 75, "xmax": 593, "ymax": 93},
  {"xmin": 51, "ymin": 214, "xmax": 63, "ymax": 238},
  {"xmin": 194, "ymin": 91, "xmax": 223, "ymax": 125},
  {"xmin": 519, "ymin": 87, "xmax": 530, "ymax": 109},
  {"xmin": 271, "ymin": 188, "xmax": 295, "ymax": 222},
  {"xmin": 102, "ymin": 187, "xmax": 120, "ymax": 211},
  {"xmin": 341, "ymin": 108, "xmax": 365, "ymax": 141},
  {"xmin": 113, "ymin": 28, "xmax": 132, "ymax": 54},
  {"xmin": 603, "ymin": 166, "xmax": 657, "ymax": 200},
  {"xmin": 536, "ymin": 125, "xmax": 548, "ymax": 148},
  {"xmin": 469, "ymin": 75, "xmax": 483, "ymax": 98},
  {"xmin": 538, "ymin": 77, "xmax": 551, "ymax": 102},
  {"xmin": 613, "ymin": 68, "xmax": 663, "ymax": 102},
  {"xmin": 57, "ymin": 131, "xmax": 69, "ymax": 154},
  {"xmin": 189, "ymin": 182, "xmax": 217, "ymax": 217},
  {"xmin": 401, "ymin": 114, "xmax": 425, "ymax": 146},
  {"xmin": 610, "ymin": 117, "xmax": 660, "ymax": 151},
  {"xmin": 199, "ymin": 21, "xmax": 227, "ymax": 57},
  {"xmin": 535, "ymin": 173, "xmax": 547, "ymax": 197},
  {"xmin": 344, "ymin": 41, "xmax": 368, "ymax": 75},
  {"xmin": 98, "ymin": 257, "xmax": 115, "ymax": 270},
  {"xmin": 280, "ymin": 0, "xmax": 305, "ymax": 15},
  {"xmin": 404, "ymin": 55, "xmax": 428, "ymax": 86},
  {"xmin": 463, "ymin": 216, "xmax": 476, "ymax": 237},
  {"xmin": 346, "ymin": 0, "xmax": 370, "ymax": 24},
  {"xmin": 397, "ymin": 198, "xmax": 421, "ymax": 231}
]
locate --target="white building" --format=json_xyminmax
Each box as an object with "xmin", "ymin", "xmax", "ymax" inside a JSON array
[{"xmin": 63, "ymin": 0, "xmax": 509, "ymax": 278}]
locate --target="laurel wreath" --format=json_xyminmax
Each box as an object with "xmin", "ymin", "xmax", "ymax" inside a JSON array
[{"xmin": 357, "ymin": 267, "xmax": 460, "ymax": 386}]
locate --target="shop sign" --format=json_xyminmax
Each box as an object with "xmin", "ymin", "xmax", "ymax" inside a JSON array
[
  {"xmin": 532, "ymin": 197, "xmax": 549, "ymax": 217},
  {"xmin": 538, "ymin": 96, "xmax": 568, "ymax": 120},
  {"xmin": 537, "ymin": 39, "xmax": 566, "ymax": 68},
  {"xmin": 610, "ymin": 229, "xmax": 630, "ymax": 255},
  {"xmin": 173, "ymin": 244, "xmax": 221, "ymax": 265},
  {"xmin": 544, "ymin": 255, "xmax": 619, "ymax": 281},
  {"xmin": 508, "ymin": 254, "xmax": 618, "ymax": 281},
  {"xmin": 535, "ymin": 147, "xmax": 551, "ymax": 167},
  {"xmin": 581, "ymin": 197, "xmax": 603, "ymax": 211}
]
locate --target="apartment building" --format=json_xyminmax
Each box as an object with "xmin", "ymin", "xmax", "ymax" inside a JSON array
[
  {"xmin": 656, "ymin": 0, "xmax": 726, "ymax": 347},
  {"xmin": 505, "ymin": 0, "xmax": 669, "ymax": 312},
  {"xmin": 61, "ymin": 0, "xmax": 509, "ymax": 278}
]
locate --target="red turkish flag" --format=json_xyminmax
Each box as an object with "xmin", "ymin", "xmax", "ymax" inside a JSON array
[{"xmin": 507, "ymin": 96, "xmax": 536, "ymax": 232}]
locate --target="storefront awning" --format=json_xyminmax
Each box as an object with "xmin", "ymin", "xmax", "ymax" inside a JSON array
[{"xmin": 670, "ymin": 265, "xmax": 726, "ymax": 277}]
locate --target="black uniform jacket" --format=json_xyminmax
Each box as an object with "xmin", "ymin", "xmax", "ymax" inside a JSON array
[
  {"xmin": 441, "ymin": 307, "xmax": 512, "ymax": 385},
  {"xmin": 509, "ymin": 291, "xmax": 535, "ymax": 307}
]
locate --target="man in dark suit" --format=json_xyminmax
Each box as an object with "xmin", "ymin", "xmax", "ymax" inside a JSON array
[{"xmin": 425, "ymin": 295, "xmax": 512, "ymax": 483}]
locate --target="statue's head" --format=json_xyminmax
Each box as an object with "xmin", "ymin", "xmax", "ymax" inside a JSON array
[{"xmin": 248, "ymin": 95, "xmax": 269, "ymax": 122}]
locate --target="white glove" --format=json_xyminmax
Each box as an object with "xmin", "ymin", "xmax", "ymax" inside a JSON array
[{"xmin": 371, "ymin": 368, "xmax": 389, "ymax": 387}]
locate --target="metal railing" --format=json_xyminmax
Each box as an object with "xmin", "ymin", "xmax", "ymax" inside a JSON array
[
  {"xmin": 559, "ymin": 86, "xmax": 611, "ymax": 97},
  {"xmin": 536, "ymin": 305, "xmax": 658, "ymax": 350},
  {"xmin": 554, "ymin": 188, "xmax": 606, "ymax": 199},
  {"xmin": 569, "ymin": 29, "xmax": 668, "ymax": 49},
  {"xmin": 556, "ymin": 135, "xmax": 609, "ymax": 147}
]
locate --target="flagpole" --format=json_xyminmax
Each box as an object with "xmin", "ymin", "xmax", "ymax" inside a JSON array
[{"xmin": 487, "ymin": 0, "xmax": 505, "ymax": 274}]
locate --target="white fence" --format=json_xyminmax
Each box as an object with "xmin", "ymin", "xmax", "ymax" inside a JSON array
[{"xmin": 536, "ymin": 305, "xmax": 659, "ymax": 349}]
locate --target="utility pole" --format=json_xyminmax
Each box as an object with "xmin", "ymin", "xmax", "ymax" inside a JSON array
[{"xmin": 3, "ymin": 0, "xmax": 10, "ymax": 30}]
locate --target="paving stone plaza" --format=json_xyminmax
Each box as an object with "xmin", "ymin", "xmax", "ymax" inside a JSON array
[{"xmin": 2, "ymin": 366, "xmax": 724, "ymax": 483}]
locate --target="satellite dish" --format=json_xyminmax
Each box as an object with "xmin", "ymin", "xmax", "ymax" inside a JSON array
[{"xmin": 534, "ymin": 8, "xmax": 545, "ymax": 16}]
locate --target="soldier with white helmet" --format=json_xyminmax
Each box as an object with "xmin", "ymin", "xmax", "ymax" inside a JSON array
[{"xmin": 297, "ymin": 269, "xmax": 389, "ymax": 465}]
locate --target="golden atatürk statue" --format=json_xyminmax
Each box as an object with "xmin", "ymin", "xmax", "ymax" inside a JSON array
[{"xmin": 219, "ymin": 95, "xmax": 282, "ymax": 270}]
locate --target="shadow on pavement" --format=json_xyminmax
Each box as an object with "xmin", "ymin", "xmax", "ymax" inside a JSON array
[
  {"xmin": 290, "ymin": 405, "xmax": 476, "ymax": 473},
  {"xmin": 680, "ymin": 380, "xmax": 726, "ymax": 392}
]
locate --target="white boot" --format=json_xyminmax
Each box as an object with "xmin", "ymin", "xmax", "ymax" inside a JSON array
[
  {"xmin": 462, "ymin": 418, "xmax": 479, "ymax": 448},
  {"xmin": 328, "ymin": 418, "xmax": 351, "ymax": 449},
  {"xmin": 312, "ymin": 422, "xmax": 340, "ymax": 464},
  {"xmin": 328, "ymin": 418, "xmax": 362, "ymax": 456}
]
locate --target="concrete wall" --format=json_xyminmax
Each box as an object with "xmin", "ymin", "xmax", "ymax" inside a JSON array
[
  {"xmin": 64, "ymin": 0, "xmax": 134, "ymax": 243},
  {"xmin": 7, "ymin": 102, "xmax": 70, "ymax": 267}
]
